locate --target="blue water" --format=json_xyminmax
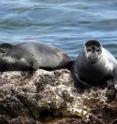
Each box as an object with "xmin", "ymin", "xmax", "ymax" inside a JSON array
[{"xmin": 0, "ymin": 0, "xmax": 117, "ymax": 58}]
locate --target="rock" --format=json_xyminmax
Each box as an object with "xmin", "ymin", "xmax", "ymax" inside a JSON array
[{"xmin": 0, "ymin": 69, "xmax": 116, "ymax": 124}]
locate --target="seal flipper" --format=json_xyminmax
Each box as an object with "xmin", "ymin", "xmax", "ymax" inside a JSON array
[
  {"xmin": 72, "ymin": 62, "xmax": 92, "ymax": 90},
  {"xmin": 73, "ymin": 72, "xmax": 92, "ymax": 89}
]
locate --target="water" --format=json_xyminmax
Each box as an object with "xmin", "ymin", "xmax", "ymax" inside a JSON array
[{"xmin": 0, "ymin": 0, "xmax": 117, "ymax": 58}]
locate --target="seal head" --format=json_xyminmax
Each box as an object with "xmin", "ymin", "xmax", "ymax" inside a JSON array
[{"xmin": 84, "ymin": 40, "xmax": 102, "ymax": 64}]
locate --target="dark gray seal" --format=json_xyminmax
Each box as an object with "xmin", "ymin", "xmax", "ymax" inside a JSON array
[
  {"xmin": 72, "ymin": 40, "xmax": 117, "ymax": 90},
  {"xmin": 0, "ymin": 42, "xmax": 72, "ymax": 71}
]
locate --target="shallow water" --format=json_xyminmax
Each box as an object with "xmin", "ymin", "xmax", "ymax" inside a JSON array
[{"xmin": 0, "ymin": 0, "xmax": 117, "ymax": 58}]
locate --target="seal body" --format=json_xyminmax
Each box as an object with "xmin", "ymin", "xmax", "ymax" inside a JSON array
[
  {"xmin": 73, "ymin": 40, "xmax": 117, "ymax": 90},
  {"xmin": 0, "ymin": 42, "xmax": 72, "ymax": 71}
]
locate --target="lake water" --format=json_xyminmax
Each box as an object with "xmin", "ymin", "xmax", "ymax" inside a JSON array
[{"xmin": 0, "ymin": 0, "xmax": 117, "ymax": 58}]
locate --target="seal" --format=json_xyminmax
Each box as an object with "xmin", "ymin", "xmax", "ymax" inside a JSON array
[
  {"xmin": 72, "ymin": 40, "xmax": 117, "ymax": 90},
  {"xmin": 0, "ymin": 42, "xmax": 73, "ymax": 71}
]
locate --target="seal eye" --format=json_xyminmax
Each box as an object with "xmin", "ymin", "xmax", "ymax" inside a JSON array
[
  {"xmin": 87, "ymin": 48, "xmax": 92, "ymax": 52},
  {"xmin": 96, "ymin": 49, "xmax": 100, "ymax": 53}
]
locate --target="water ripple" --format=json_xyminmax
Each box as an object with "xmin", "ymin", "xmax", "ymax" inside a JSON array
[{"xmin": 0, "ymin": 0, "xmax": 117, "ymax": 57}]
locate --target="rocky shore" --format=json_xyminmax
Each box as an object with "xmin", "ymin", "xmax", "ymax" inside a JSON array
[{"xmin": 0, "ymin": 69, "xmax": 116, "ymax": 124}]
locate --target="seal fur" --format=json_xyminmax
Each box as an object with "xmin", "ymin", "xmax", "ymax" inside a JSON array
[
  {"xmin": 0, "ymin": 42, "xmax": 73, "ymax": 71},
  {"xmin": 72, "ymin": 40, "xmax": 117, "ymax": 90}
]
